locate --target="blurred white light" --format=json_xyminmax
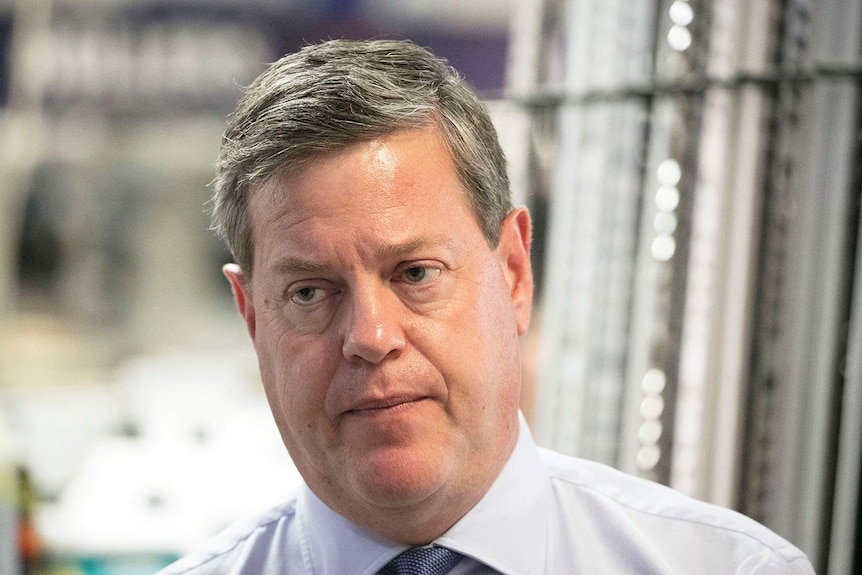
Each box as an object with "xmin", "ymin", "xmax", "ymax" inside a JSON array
[
  {"xmin": 652, "ymin": 234, "xmax": 677, "ymax": 262},
  {"xmin": 668, "ymin": 25, "xmax": 692, "ymax": 51},
  {"xmin": 640, "ymin": 395, "xmax": 665, "ymax": 419},
  {"xmin": 637, "ymin": 445, "xmax": 662, "ymax": 471},
  {"xmin": 655, "ymin": 185, "xmax": 680, "ymax": 211},
  {"xmin": 657, "ymin": 159, "xmax": 682, "ymax": 186},
  {"xmin": 641, "ymin": 368, "xmax": 667, "ymax": 395},
  {"xmin": 654, "ymin": 212, "xmax": 678, "ymax": 234},
  {"xmin": 670, "ymin": 1, "xmax": 694, "ymax": 26},
  {"xmin": 638, "ymin": 420, "xmax": 664, "ymax": 444}
]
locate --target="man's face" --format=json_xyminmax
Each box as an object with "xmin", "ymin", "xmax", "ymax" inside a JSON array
[{"xmin": 225, "ymin": 126, "xmax": 533, "ymax": 542}]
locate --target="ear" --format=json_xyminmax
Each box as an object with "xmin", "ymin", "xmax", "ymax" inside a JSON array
[
  {"xmin": 496, "ymin": 207, "xmax": 534, "ymax": 336},
  {"xmin": 223, "ymin": 263, "xmax": 257, "ymax": 342}
]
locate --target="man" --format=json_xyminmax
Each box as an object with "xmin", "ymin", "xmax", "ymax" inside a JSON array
[{"xmin": 159, "ymin": 39, "xmax": 814, "ymax": 574}]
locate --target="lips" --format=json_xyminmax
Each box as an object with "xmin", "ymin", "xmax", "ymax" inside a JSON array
[{"xmin": 345, "ymin": 396, "xmax": 428, "ymax": 416}]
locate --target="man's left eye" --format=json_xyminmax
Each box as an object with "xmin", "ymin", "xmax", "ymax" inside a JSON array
[
  {"xmin": 404, "ymin": 266, "xmax": 426, "ymax": 282},
  {"xmin": 400, "ymin": 266, "xmax": 440, "ymax": 285}
]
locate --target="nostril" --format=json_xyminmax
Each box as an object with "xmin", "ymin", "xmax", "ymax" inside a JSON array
[
  {"xmin": 342, "ymin": 321, "xmax": 405, "ymax": 365},
  {"xmin": 341, "ymin": 289, "xmax": 407, "ymax": 364}
]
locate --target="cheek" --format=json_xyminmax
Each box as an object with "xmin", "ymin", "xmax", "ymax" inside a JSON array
[
  {"xmin": 255, "ymin": 324, "xmax": 337, "ymax": 433},
  {"xmin": 473, "ymin": 274, "xmax": 523, "ymax": 404},
  {"xmin": 422, "ymin": 281, "xmax": 519, "ymax": 409}
]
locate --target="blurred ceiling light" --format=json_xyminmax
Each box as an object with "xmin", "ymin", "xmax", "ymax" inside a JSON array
[
  {"xmin": 657, "ymin": 158, "xmax": 682, "ymax": 186},
  {"xmin": 654, "ymin": 212, "xmax": 679, "ymax": 234},
  {"xmin": 640, "ymin": 395, "xmax": 666, "ymax": 420},
  {"xmin": 669, "ymin": 1, "xmax": 695, "ymax": 27},
  {"xmin": 636, "ymin": 444, "xmax": 661, "ymax": 471},
  {"xmin": 642, "ymin": 368, "xmax": 667, "ymax": 395},
  {"xmin": 667, "ymin": 25, "xmax": 692, "ymax": 52},
  {"xmin": 638, "ymin": 420, "xmax": 663, "ymax": 444},
  {"xmin": 655, "ymin": 186, "xmax": 681, "ymax": 212},
  {"xmin": 651, "ymin": 234, "xmax": 677, "ymax": 262}
]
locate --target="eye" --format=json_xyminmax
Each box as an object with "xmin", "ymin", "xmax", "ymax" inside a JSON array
[
  {"xmin": 289, "ymin": 285, "xmax": 331, "ymax": 306},
  {"xmin": 397, "ymin": 265, "xmax": 441, "ymax": 285},
  {"xmin": 404, "ymin": 266, "xmax": 426, "ymax": 283}
]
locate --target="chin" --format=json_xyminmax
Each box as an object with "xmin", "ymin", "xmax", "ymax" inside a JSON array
[{"xmin": 349, "ymin": 450, "xmax": 451, "ymax": 509}]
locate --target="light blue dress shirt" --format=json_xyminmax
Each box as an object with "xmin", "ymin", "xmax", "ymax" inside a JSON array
[{"xmin": 158, "ymin": 417, "xmax": 814, "ymax": 574}]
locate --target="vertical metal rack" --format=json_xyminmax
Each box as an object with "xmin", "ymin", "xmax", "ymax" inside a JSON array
[{"xmin": 509, "ymin": 1, "xmax": 862, "ymax": 573}]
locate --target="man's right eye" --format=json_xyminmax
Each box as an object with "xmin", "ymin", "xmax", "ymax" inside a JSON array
[{"xmin": 291, "ymin": 286, "xmax": 324, "ymax": 305}]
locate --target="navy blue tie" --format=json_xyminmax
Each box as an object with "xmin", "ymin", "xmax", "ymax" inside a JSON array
[{"xmin": 378, "ymin": 546, "xmax": 462, "ymax": 575}]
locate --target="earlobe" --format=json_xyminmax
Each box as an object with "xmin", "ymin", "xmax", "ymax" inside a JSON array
[
  {"xmin": 497, "ymin": 207, "xmax": 534, "ymax": 336},
  {"xmin": 223, "ymin": 263, "xmax": 257, "ymax": 341}
]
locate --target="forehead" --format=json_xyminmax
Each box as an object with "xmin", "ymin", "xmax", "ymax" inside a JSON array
[
  {"xmin": 254, "ymin": 128, "xmax": 470, "ymax": 218},
  {"xmin": 247, "ymin": 127, "xmax": 484, "ymax": 266}
]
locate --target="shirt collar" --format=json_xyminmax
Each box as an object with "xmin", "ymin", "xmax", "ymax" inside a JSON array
[
  {"xmin": 298, "ymin": 413, "xmax": 550, "ymax": 575},
  {"xmin": 298, "ymin": 485, "xmax": 403, "ymax": 575},
  {"xmin": 436, "ymin": 413, "xmax": 549, "ymax": 575}
]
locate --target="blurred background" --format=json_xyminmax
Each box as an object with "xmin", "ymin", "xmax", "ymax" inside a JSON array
[{"xmin": 0, "ymin": 0, "xmax": 860, "ymax": 574}]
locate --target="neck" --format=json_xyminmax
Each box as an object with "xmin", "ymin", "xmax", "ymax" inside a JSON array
[{"xmin": 318, "ymin": 430, "xmax": 518, "ymax": 544}]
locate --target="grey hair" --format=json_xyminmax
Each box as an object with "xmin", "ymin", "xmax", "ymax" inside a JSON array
[{"xmin": 212, "ymin": 38, "xmax": 512, "ymax": 276}]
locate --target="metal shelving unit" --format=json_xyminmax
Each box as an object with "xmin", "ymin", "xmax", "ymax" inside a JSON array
[{"xmin": 512, "ymin": 1, "xmax": 862, "ymax": 573}]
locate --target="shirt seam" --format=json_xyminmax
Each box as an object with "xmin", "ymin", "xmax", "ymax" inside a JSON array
[
  {"xmin": 167, "ymin": 509, "xmax": 295, "ymax": 574},
  {"xmin": 548, "ymin": 474, "xmax": 803, "ymax": 565}
]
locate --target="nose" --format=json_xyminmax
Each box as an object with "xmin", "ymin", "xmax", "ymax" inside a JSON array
[{"xmin": 341, "ymin": 284, "xmax": 406, "ymax": 364}]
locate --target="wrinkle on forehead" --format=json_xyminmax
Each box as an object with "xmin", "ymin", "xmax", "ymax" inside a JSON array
[{"xmin": 246, "ymin": 126, "xmax": 486, "ymax": 276}]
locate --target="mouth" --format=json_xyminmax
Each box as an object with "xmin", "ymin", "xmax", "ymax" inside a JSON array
[{"xmin": 345, "ymin": 396, "xmax": 429, "ymax": 417}]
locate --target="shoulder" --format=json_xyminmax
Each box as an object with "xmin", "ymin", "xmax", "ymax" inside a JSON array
[
  {"xmin": 538, "ymin": 448, "xmax": 814, "ymax": 574},
  {"xmin": 156, "ymin": 497, "xmax": 300, "ymax": 575}
]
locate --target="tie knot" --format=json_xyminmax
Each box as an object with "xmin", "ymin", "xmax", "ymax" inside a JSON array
[{"xmin": 378, "ymin": 546, "xmax": 462, "ymax": 575}]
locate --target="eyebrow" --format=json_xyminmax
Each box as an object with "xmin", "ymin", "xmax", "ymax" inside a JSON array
[
  {"xmin": 269, "ymin": 257, "xmax": 327, "ymax": 276},
  {"xmin": 376, "ymin": 238, "xmax": 432, "ymax": 260},
  {"xmin": 268, "ymin": 236, "xmax": 452, "ymax": 276}
]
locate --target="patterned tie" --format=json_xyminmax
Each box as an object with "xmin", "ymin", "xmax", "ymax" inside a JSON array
[{"xmin": 377, "ymin": 546, "xmax": 462, "ymax": 575}]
